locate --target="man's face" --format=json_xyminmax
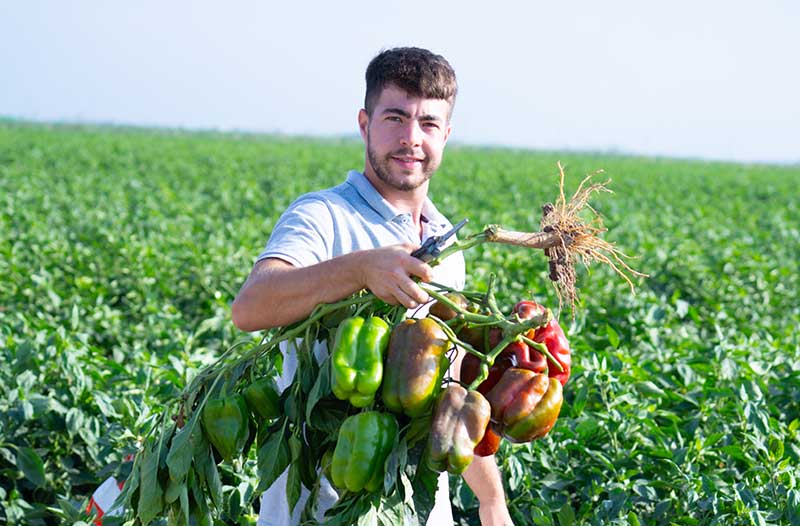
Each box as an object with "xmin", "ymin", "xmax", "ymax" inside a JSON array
[{"xmin": 359, "ymin": 85, "xmax": 452, "ymax": 192}]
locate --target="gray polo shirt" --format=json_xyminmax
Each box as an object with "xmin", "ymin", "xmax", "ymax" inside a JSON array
[
  {"xmin": 258, "ymin": 169, "xmax": 465, "ymax": 287},
  {"xmin": 256, "ymin": 170, "xmax": 464, "ymax": 526}
]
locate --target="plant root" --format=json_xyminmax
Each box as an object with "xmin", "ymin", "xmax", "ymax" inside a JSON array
[{"xmin": 485, "ymin": 161, "xmax": 647, "ymax": 311}]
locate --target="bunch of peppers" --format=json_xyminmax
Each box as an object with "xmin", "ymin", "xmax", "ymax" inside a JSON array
[
  {"xmin": 197, "ymin": 290, "xmax": 570, "ymax": 487},
  {"xmin": 327, "ymin": 290, "xmax": 572, "ymax": 481},
  {"xmin": 431, "ymin": 294, "xmax": 572, "ymax": 464}
]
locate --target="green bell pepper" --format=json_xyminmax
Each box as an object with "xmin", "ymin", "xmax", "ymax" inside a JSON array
[
  {"xmin": 200, "ymin": 394, "xmax": 250, "ymax": 461},
  {"xmin": 242, "ymin": 377, "xmax": 281, "ymax": 421},
  {"xmin": 331, "ymin": 316, "xmax": 390, "ymax": 408},
  {"xmin": 331, "ymin": 411, "xmax": 398, "ymax": 492}
]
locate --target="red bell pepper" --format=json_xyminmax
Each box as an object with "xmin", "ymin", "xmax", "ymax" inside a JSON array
[
  {"xmin": 485, "ymin": 367, "xmax": 563, "ymax": 443},
  {"xmin": 514, "ymin": 300, "xmax": 572, "ymax": 386}
]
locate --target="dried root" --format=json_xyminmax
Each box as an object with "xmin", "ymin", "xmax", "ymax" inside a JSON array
[{"xmin": 485, "ymin": 162, "xmax": 647, "ymax": 311}]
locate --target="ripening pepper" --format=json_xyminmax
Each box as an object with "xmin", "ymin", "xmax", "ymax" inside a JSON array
[
  {"xmin": 427, "ymin": 385, "xmax": 491, "ymax": 474},
  {"xmin": 515, "ymin": 300, "xmax": 572, "ymax": 386},
  {"xmin": 331, "ymin": 316, "xmax": 391, "ymax": 407},
  {"xmin": 242, "ymin": 377, "xmax": 281, "ymax": 421},
  {"xmin": 382, "ymin": 318, "xmax": 450, "ymax": 417},
  {"xmin": 473, "ymin": 421, "xmax": 503, "ymax": 457},
  {"xmin": 201, "ymin": 394, "xmax": 250, "ymax": 461},
  {"xmin": 460, "ymin": 341, "xmax": 547, "ymax": 395},
  {"xmin": 485, "ymin": 367, "xmax": 563, "ymax": 443},
  {"xmin": 428, "ymin": 292, "xmax": 470, "ymax": 321},
  {"xmin": 331, "ymin": 411, "xmax": 398, "ymax": 492},
  {"xmin": 461, "ymin": 346, "xmax": 531, "ymax": 456}
]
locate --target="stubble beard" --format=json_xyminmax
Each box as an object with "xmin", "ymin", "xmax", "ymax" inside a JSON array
[{"xmin": 366, "ymin": 137, "xmax": 437, "ymax": 192}]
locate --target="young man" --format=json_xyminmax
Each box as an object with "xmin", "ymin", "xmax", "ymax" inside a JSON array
[{"xmin": 233, "ymin": 47, "xmax": 514, "ymax": 526}]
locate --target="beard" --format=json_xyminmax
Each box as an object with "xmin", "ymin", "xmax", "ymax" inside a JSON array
[{"xmin": 366, "ymin": 137, "xmax": 438, "ymax": 192}]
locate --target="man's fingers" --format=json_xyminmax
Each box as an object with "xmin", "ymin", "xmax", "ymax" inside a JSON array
[
  {"xmin": 393, "ymin": 288, "xmax": 419, "ymax": 309},
  {"xmin": 405, "ymin": 257, "xmax": 434, "ymax": 283},
  {"xmin": 397, "ymin": 274, "xmax": 430, "ymax": 305}
]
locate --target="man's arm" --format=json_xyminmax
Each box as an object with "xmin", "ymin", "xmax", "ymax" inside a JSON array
[
  {"xmin": 463, "ymin": 457, "xmax": 514, "ymax": 526},
  {"xmin": 231, "ymin": 244, "xmax": 434, "ymax": 331}
]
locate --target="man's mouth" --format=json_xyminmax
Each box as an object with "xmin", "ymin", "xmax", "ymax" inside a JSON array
[{"xmin": 391, "ymin": 155, "xmax": 424, "ymax": 169}]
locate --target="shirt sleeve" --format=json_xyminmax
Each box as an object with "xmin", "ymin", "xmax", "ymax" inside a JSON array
[{"xmin": 256, "ymin": 195, "xmax": 334, "ymax": 268}]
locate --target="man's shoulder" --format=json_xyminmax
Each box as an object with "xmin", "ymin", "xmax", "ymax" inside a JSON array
[
  {"xmin": 289, "ymin": 177, "xmax": 357, "ymax": 208},
  {"xmin": 285, "ymin": 175, "xmax": 364, "ymax": 218}
]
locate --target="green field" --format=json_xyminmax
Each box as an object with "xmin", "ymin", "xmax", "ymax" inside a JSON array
[{"xmin": 1, "ymin": 121, "xmax": 799, "ymax": 525}]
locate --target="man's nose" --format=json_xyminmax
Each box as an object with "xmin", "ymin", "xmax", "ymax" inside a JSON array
[{"xmin": 399, "ymin": 121, "xmax": 423, "ymax": 147}]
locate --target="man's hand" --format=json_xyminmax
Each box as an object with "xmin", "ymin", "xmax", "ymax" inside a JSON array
[
  {"xmin": 356, "ymin": 243, "xmax": 434, "ymax": 308},
  {"xmin": 232, "ymin": 243, "xmax": 433, "ymax": 331}
]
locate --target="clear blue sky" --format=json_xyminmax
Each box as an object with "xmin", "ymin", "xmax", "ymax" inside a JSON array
[{"xmin": 2, "ymin": 1, "xmax": 798, "ymax": 163}]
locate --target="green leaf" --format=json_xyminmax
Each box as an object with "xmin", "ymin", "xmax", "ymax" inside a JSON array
[
  {"xmin": 289, "ymin": 431, "xmax": 303, "ymax": 461},
  {"xmin": 305, "ymin": 399, "xmax": 348, "ymax": 434},
  {"xmin": 557, "ymin": 501, "xmax": 575, "ymax": 526},
  {"xmin": 165, "ymin": 476, "xmax": 183, "ymax": 504},
  {"xmin": 93, "ymin": 390, "xmax": 121, "ymax": 418},
  {"xmin": 166, "ymin": 426, "xmax": 194, "ymax": 482},
  {"xmin": 637, "ymin": 381, "xmax": 666, "ymax": 398},
  {"xmin": 506, "ymin": 455, "xmax": 525, "ymax": 493},
  {"xmin": 323, "ymin": 492, "xmax": 377, "ymax": 526},
  {"xmin": 65, "ymin": 407, "xmax": 84, "ymax": 439},
  {"xmin": 189, "ymin": 471, "xmax": 212, "ymax": 526},
  {"xmin": 571, "ymin": 383, "xmax": 588, "ymax": 416},
  {"xmin": 179, "ymin": 481, "xmax": 190, "ymax": 526},
  {"xmin": 256, "ymin": 419, "xmax": 291, "ymax": 494},
  {"xmin": 407, "ymin": 441, "xmax": 437, "ymax": 526},
  {"xmin": 306, "ymin": 356, "xmax": 332, "ymax": 425},
  {"xmin": 16, "ymin": 447, "xmax": 45, "ymax": 487},
  {"xmin": 605, "ymin": 324, "xmax": 620, "ymax": 348},
  {"xmin": 789, "ymin": 419, "xmax": 799, "ymax": 433},
  {"xmin": 384, "ymin": 436, "xmax": 407, "ymax": 494},
  {"xmin": 356, "ymin": 502, "xmax": 379, "ymax": 526},
  {"xmin": 193, "ymin": 431, "xmax": 222, "ymax": 511},
  {"xmin": 286, "ymin": 462, "xmax": 302, "ymax": 518},
  {"xmin": 115, "ymin": 450, "xmax": 142, "ymax": 516},
  {"xmin": 377, "ymin": 487, "xmax": 411, "ymax": 526},
  {"xmin": 300, "ymin": 478, "xmax": 321, "ymax": 525},
  {"xmin": 137, "ymin": 443, "xmax": 164, "ymax": 525},
  {"xmin": 405, "ymin": 415, "xmax": 432, "ymax": 446}
]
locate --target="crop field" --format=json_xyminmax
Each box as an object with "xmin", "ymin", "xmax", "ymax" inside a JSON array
[{"xmin": 1, "ymin": 121, "xmax": 799, "ymax": 525}]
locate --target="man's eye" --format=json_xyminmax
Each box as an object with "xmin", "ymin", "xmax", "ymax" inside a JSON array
[
  {"xmin": 387, "ymin": 116, "xmax": 402, "ymax": 122},
  {"xmin": 423, "ymin": 122, "xmax": 440, "ymax": 129}
]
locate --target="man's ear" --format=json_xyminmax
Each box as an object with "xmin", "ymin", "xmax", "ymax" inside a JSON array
[
  {"xmin": 443, "ymin": 123, "xmax": 452, "ymax": 145},
  {"xmin": 358, "ymin": 109, "xmax": 369, "ymax": 141}
]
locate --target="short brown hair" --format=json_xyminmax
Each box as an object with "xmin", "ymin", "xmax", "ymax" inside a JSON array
[{"xmin": 364, "ymin": 47, "xmax": 458, "ymax": 118}]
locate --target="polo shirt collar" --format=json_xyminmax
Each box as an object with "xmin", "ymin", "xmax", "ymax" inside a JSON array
[
  {"xmin": 345, "ymin": 171, "xmax": 449, "ymax": 233},
  {"xmin": 346, "ymin": 170, "xmax": 398, "ymax": 222}
]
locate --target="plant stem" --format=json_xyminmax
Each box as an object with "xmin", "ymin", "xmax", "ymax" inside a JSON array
[
  {"xmin": 466, "ymin": 311, "xmax": 550, "ymax": 391},
  {"xmin": 183, "ymin": 293, "xmax": 376, "ymax": 401},
  {"xmin": 421, "ymin": 286, "xmax": 502, "ymax": 325},
  {"xmin": 519, "ymin": 335, "xmax": 564, "ymax": 373},
  {"xmin": 427, "ymin": 231, "xmax": 489, "ymax": 267}
]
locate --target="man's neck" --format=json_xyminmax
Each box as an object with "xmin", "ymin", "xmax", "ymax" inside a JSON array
[{"xmin": 363, "ymin": 168, "xmax": 429, "ymax": 233}]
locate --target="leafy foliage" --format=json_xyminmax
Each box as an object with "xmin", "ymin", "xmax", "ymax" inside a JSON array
[{"xmin": 1, "ymin": 121, "xmax": 799, "ymax": 525}]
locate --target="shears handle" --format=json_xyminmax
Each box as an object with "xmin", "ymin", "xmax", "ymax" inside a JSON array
[
  {"xmin": 410, "ymin": 238, "xmax": 440, "ymax": 262},
  {"xmin": 411, "ymin": 218, "xmax": 468, "ymax": 262}
]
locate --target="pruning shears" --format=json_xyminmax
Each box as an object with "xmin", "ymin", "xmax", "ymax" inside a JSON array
[{"xmin": 411, "ymin": 218, "xmax": 469, "ymax": 262}]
